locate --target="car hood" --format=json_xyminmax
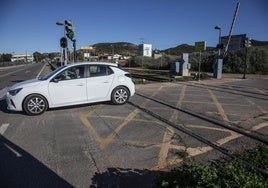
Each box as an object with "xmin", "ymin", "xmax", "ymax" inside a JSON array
[{"xmin": 9, "ymin": 78, "xmax": 42, "ymax": 90}]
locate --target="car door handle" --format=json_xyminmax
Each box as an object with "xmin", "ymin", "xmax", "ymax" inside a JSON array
[
  {"xmin": 102, "ymin": 81, "xmax": 109, "ymax": 83},
  {"xmin": 76, "ymin": 84, "xmax": 84, "ymax": 86}
]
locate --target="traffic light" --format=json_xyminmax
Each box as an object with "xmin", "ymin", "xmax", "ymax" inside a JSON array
[
  {"xmin": 65, "ymin": 20, "xmax": 75, "ymax": 41},
  {"xmin": 60, "ymin": 37, "xmax": 68, "ymax": 48},
  {"xmin": 245, "ymin": 38, "xmax": 252, "ymax": 47}
]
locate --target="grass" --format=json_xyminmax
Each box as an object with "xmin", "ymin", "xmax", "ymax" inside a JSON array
[{"xmin": 159, "ymin": 144, "xmax": 268, "ymax": 187}]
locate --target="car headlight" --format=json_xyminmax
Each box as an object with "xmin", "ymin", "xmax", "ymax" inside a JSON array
[{"xmin": 8, "ymin": 88, "xmax": 23, "ymax": 96}]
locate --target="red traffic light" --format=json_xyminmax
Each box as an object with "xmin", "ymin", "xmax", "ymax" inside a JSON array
[{"xmin": 60, "ymin": 37, "xmax": 68, "ymax": 48}]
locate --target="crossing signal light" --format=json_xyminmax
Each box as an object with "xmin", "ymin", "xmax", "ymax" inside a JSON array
[
  {"xmin": 60, "ymin": 37, "xmax": 67, "ymax": 48},
  {"xmin": 65, "ymin": 20, "xmax": 75, "ymax": 40},
  {"xmin": 242, "ymin": 38, "xmax": 252, "ymax": 48},
  {"xmin": 245, "ymin": 38, "xmax": 252, "ymax": 47}
]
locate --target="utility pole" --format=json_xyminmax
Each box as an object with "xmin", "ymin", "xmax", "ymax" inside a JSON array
[{"xmin": 242, "ymin": 38, "xmax": 251, "ymax": 79}]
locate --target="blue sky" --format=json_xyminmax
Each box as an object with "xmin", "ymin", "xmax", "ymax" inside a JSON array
[{"xmin": 1, "ymin": 0, "xmax": 267, "ymax": 54}]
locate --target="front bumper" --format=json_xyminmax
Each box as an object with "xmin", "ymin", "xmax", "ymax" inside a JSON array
[{"xmin": 6, "ymin": 93, "xmax": 23, "ymax": 111}]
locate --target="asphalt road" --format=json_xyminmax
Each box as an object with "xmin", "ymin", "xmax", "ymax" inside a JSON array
[{"xmin": 0, "ymin": 64, "xmax": 267, "ymax": 187}]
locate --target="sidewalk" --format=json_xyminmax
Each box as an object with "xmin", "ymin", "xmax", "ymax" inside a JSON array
[
  {"xmin": 189, "ymin": 73, "xmax": 268, "ymax": 85},
  {"xmin": 222, "ymin": 73, "xmax": 268, "ymax": 80}
]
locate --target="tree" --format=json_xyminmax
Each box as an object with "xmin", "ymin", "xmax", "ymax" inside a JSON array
[
  {"xmin": 249, "ymin": 48, "xmax": 268, "ymax": 74},
  {"xmin": 33, "ymin": 51, "xmax": 43, "ymax": 62},
  {"xmin": 1, "ymin": 53, "xmax": 12, "ymax": 62}
]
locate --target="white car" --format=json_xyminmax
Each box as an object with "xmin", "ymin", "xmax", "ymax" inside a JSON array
[{"xmin": 6, "ymin": 62, "xmax": 135, "ymax": 115}]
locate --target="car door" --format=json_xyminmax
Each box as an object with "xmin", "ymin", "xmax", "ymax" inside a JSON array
[
  {"xmin": 86, "ymin": 65, "xmax": 114, "ymax": 101},
  {"xmin": 48, "ymin": 65, "xmax": 87, "ymax": 106}
]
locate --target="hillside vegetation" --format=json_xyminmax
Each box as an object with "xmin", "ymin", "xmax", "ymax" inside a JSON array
[
  {"xmin": 94, "ymin": 40, "xmax": 268, "ymax": 74},
  {"xmin": 92, "ymin": 42, "xmax": 138, "ymax": 56},
  {"xmin": 90, "ymin": 40, "xmax": 267, "ymax": 74},
  {"xmin": 1, "ymin": 40, "xmax": 267, "ymax": 74}
]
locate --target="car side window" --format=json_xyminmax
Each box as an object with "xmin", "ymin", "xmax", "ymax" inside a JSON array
[
  {"xmin": 88, "ymin": 65, "xmax": 113, "ymax": 77},
  {"xmin": 54, "ymin": 66, "xmax": 85, "ymax": 81}
]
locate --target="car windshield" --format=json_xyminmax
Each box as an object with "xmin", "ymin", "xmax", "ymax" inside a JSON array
[{"xmin": 39, "ymin": 65, "xmax": 67, "ymax": 80}]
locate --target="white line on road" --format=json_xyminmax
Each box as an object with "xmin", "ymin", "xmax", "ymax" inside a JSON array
[
  {"xmin": 0, "ymin": 87, "xmax": 8, "ymax": 99},
  {"xmin": 36, "ymin": 63, "xmax": 47, "ymax": 78},
  {"xmin": 0, "ymin": 123, "xmax": 9, "ymax": 135},
  {"xmin": 0, "ymin": 123, "xmax": 22, "ymax": 157}
]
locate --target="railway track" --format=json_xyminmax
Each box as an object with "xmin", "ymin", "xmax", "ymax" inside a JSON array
[
  {"xmin": 130, "ymin": 73, "xmax": 172, "ymax": 82},
  {"xmin": 128, "ymin": 92, "xmax": 268, "ymax": 177}
]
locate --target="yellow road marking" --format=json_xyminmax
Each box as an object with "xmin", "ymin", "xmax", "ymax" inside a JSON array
[
  {"xmin": 154, "ymin": 85, "xmax": 187, "ymax": 170},
  {"xmin": 246, "ymin": 98, "xmax": 267, "ymax": 114},
  {"xmin": 79, "ymin": 86, "xmax": 164, "ymax": 149},
  {"xmin": 99, "ymin": 109, "xmax": 139, "ymax": 149},
  {"xmin": 84, "ymin": 114, "xmax": 160, "ymax": 123},
  {"xmin": 187, "ymin": 125, "xmax": 242, "ymax": 145},
  {"xmin": 170, "ymin": 85, "xmax": 186, "ymax": 122},
  {"xmin": 208, "ymin": 89, "xmax": 229, "ymax": 122},
  {"xmin": 251, "ymin": 122, "xmax": 268, "ymax": 131},
  {"xmin": 79, "ymin": 112, "xmax": 102, "ymax": 143}
]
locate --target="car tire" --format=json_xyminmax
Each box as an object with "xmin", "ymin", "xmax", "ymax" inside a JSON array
[
  {"xmin": 111, "ymin": 86, "xmax": 130, "ymax": 105},
  {"xmin": 23, "ymin": 94, "xmax": 48, "ymax": 115}
]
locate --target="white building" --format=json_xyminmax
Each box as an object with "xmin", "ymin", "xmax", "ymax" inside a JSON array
[
  {"xmin": 139, "ymin": 43, "xmax": 152, "ymax": 57},
  {"xmin": 11, "ymin": 54, "xmax": 34, "ymax": 63}
]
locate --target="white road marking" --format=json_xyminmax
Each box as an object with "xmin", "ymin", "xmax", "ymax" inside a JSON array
[
  {"xmin": 4, "ymin": 144, "xmax": 22, "ymax": 157},
  {"xmin": 0, "ymin": 87, "xmax": 8, "ymax": 99},
  {"xmin": 0, "ymin": 123, "xmax": 9, "ymax": 135},
  {"xmin": 36, "ymin": 63, "xmax": 47, "ymax": 78},
  {"xmin": 0, "ymin": 123, "xmax": 22, "ymax": 157}
]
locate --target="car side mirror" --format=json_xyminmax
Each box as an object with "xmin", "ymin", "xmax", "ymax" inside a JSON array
[{"xmin": 51, "ymin": 78, "xmax": 60, "ymax": 83}]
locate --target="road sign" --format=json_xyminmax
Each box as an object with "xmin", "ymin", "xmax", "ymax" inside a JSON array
[
  {"xmin": 80, "ymin": 46, "xmax": 93, "ymax": 50},
  {"xmin": 195, "ymin": 41, "xmax": 206, "ymax": 51}
]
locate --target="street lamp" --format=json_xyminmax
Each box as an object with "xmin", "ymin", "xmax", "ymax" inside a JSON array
[
  {"xmin": 214, "ymin": 25, "xmax": 221, "ymax": 56},
  {"xmin": 56, "ymin": 21, "xmax": 64, "ymax": 26}
]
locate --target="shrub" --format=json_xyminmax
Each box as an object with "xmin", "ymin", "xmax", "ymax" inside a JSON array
[{"xmin": 160, "ymin": 145, "xmax": 268, "ymax": 187}]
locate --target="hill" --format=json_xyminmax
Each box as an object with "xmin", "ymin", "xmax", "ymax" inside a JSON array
[
  {"xmin": 161, "ymin": 44, "xmax": 196, "ymax": 55},
  {"xmin": 92, "ymin": 42, "xmax": 138, "ymax": 56},
  {"xmin": 251, "ymin": 39, "xmax": 268, "ymax": 46},
  {"xmin": 161, "ymin": 39, "xmax": 268, "ymax": 55},
  {"xmin": 89, "ymin": 39, "xmax": 268, "ymax": 57}
]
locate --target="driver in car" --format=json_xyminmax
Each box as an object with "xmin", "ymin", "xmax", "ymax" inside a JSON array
[{"xmin": 75, "ymin": 68, "xmax": 81, "ymax": 78}]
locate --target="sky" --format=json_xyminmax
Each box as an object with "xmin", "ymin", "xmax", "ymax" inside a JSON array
[{"xmin": 1, "ymin": 0, "xmax": 267, "ymax": 55}]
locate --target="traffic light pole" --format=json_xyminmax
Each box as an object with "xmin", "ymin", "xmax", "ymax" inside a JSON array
[
  {"xmin": 57, "ymin": 20, "xmax": 76, "ymax": 64},
  {"xmin": 73, "ymin": 39, "xmax": 76, "ymax": 62},
  {"xmin": 63, "ymin": 48, "xmax": 67, "ymax": 65},
  {"xmin": 63, "ymin": 27, "xmax": 67, "ymax": 65},
  {"xmin": 242, "ymin": 46, "xmax": 248, "ymax": 79}
]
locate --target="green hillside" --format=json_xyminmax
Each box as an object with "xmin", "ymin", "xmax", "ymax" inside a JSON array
[
  {"xmin": 92, "ymin": 42, "xmax": 138, "ymax": 56},
  {"xmin": 89, "ymin": 40, "xmax": 268, "ymax": 57}
]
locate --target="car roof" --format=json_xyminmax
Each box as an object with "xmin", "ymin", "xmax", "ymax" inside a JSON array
[{"xmin": 66, "ymin": 62, "xmax": 119, "ymax": 67}]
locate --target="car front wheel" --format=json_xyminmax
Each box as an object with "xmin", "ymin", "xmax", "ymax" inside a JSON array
[
  {"xmin": 23, "ymin": 94, "xmax": 48, "ymax": 115},
  {"xmin": 111, "ymin": 86, "xmax": 130, "ymax": 105}
]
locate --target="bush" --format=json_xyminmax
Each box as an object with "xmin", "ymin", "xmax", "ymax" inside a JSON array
[{"xmin": 160, "ymin": 145, "xmax": 268, "ymax": 187}]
